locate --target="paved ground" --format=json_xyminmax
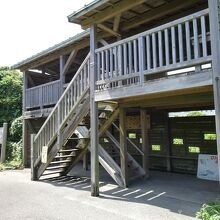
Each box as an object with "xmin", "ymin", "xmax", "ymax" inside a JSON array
[{"xmin": 0, "ymin": 166, "xmax": 219, "ymax": 220}]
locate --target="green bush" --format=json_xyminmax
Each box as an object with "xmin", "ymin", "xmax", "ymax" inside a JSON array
[
  {"xmin": 197, "ymin": 201, "xmax": 220, "ymax": 220},
  {"xmin": 6, "ymin": 140, "xmax": 22, "ymax": 162},
  {"xmin": 9, "ymin": 116, "xmax": 22, "ymax": 142}
]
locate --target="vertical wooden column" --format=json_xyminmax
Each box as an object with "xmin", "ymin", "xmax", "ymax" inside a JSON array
[
  {"xmin": 59, "ymin": 55, "xmax": 65, "ymax": 95},
  {"xmin": 164, "ymin": 112, "xmax": 172, "ymax": 172},
  {"xmin": 140, "ymin": 109, "xmax": 150, "ymax": 178},
  {"xmin": 119, "ymin": 107, "xmax": 129, "ymax": 187},
  {"xmin": 90, "ymin": 24, "xmax": 99, "ymax": 197},
  {"xmin": 0, "ymin": 123, "xmax": 7, "ymax": 163},
  {"xmin": 31, "ymin": 134, "xmax": 37, "ymax": 180},
  {"xmin": 22, "ymin": 71, "xmax": 28, "ymax": 167},
  {"xmin": 208, "ymin": 0, "xmax": 220, "ymax": 184}
]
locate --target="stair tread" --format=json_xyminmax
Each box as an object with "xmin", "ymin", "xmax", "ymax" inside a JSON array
[
  {"xmin": 42, "ymin": 171, "xmax": 63, "ymax": 176},
  {"xmin": 46, "ymin": 165, "xmax": 68, "ymax": 170},
  {"xmin": 50, "ymin": 160, "xmax": 72, "ymax": 164},
  {"xmin": 55, "ymin": 155, "xmax": 75, "ymax": 159},
  {"xmin": 59, "ymin": 149, "xmax": 79, "ymax": 153}
]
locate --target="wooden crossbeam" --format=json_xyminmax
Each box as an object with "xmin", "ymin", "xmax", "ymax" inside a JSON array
[
  {"xmin": 98, "ymin": 24, "xmax": 121, "ymax": 37},
  {"xmin": 82, "ymin": 0, "xmax": 146, "ymax": 28},
  {"xmin": 113, "ymin": 13, "xmax": 121, "ymax": 32},
  {"xmin": 62, "ymin": 49, "xmax": 78, "ymax": 76},
  {"xmin": 121, "ymin": 0, "xmax": 202, "ymax": 31}
]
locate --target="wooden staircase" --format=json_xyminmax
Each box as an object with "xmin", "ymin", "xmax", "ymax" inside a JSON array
[{"xmin": 31, "ymin": 53, "xmax": 145, "ymax": 186}]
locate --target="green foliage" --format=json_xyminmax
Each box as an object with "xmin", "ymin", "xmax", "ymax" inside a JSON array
[
  {"xmin": 0, "ymin": 67, "xmax": 22, "ymax": 125},
  {"xmin": 173, "ymin": 138, "xmax": 184, "ymax": 145},
  {"xmin": 9, "ymin": 116, "xmax": 22, "ymax": 142},
  {"xmin": 197, "ymin": 201, "xmax": 220, "ymax": 220},
  {"xmin": 6, "ymin": 140, "xmax": 22, "ymax": 162},
  {"xmin": 204, "ymin": 133, "xmax": 217, "ymax": 141},
  {"xmin": 186, "ymin": 111, "xmax": 206, "ymax": 117}
]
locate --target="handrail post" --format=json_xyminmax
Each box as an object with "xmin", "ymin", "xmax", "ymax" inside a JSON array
[
  {"xmin": 0, "ymin": 123, "xmax": 7, "ymax": 163},
  {"xmin": 138, "ymin": 36, "xmax": 144, "ymax": 85},
  {"xmin": 39, "ymin": 86, "xmax": 43, "ymax": 110},
  {"xmin": 31, "ymin": 134, "xmax": 38, "ymax": 180}
]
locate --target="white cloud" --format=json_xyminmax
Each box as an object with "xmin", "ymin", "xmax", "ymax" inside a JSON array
[{"xmin": 0, "ymin": 0, "xmax": 92, "ymax": 66}]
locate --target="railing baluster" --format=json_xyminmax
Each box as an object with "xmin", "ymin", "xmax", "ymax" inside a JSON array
[
  {"xmin": 146, "ymin": 35, "xmax": 151, "ymax": 70},
  {"xmin": 105, "ymin": 50, "xmax": 109, "ymax": 79},
  {"xmin": 123, "ymin": 43, "xmax": 127, "ymax": 75},
  {"xmin": 97, "ymin": 52, "xmax": 100, "ymax": 81},
  {"xmin": 201, "ymin": 15, "xmax": 207, "ymax": 57},
  {"xmin": 133, "ymin": 39, "xmax": 138, "ymax": 73},
  {"xmin": 158, "ymin": 31, "xmax": 163, "ymax": 67},
  {"xmin": 171, "ymin": 26, "xmax": 176, "ymax": 64},
  {"xmin": 138, "ymin": 37, "xmax": 144, "ymax": 84},
  {"xmin": 110, "ymin": 48, "xmax": 113, "ymax": 78},
  {"xmin": 164, "ymin": 29, "xmax": 170, "ymax": 66},
  {"xmin": 128, "ymin": 41, "xmax": 132, "ymax": 74},
  {"xmin": 185, "ymin": 21, "xmax": 191, "ymax": 61},
  {"xmin": 178, "ymin": 24, "xmax": 184, "ymax": 62},
  {"xmin": 193, "ymin": 18, "xmax": 199, "ymax": 59},
  {"xmin": 152, "ymin": 33, "xmax": 157, "ymax": 68},
  {"xmin": 101, "ymin": 51, "xmax": 105, "ymax": 80}
]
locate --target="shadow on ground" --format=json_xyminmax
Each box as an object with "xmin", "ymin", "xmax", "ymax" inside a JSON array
[{"xmin": 40, "ymin": 164, "xmax": 220, "ymax": 218}]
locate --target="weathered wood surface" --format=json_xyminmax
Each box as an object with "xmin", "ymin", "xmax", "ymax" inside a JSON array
[
  {"xmin": 95, "ymin": 9, "xmax": 211, "ymax": 91},
  {"xmin": 0, "ymin": 123, "xmax": 8, "ymax": 163},
  {"xmin": 25, "ymin": 80, "xmax": 60, "ymax": 109}
]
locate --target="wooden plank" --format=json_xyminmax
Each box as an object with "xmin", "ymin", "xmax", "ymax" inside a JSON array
[
  {"xmin": 81, "ymin": 0, "xmax": 145, "ymax": 28},
  {"xmin": 90, "ymin": 25, "xmax": 99, "ymax": 197},
  {"xmin": 158, "ymin": 31, "xmax": 163, "ymax": 67},
  {"xmin": 152, "ymin": 33, "xmax": 157, "ymax": 68},
  {"xmin": 193, "ymin": 18, "xmax": 199, "ymax": 59},
  {"xmin": 171, "ymin": 26, "xmax": 176, "ymax": 64},
  {"xmin": 119, "ymin": 107, "xmax": 128, "ymax": 187},
  {"xmin": 63, "ymin": 49, "xmax": 78, "ymax": 76},
  {"xmin": 59, "ymin": 55, "xmax": 65, "ymax": 94},
  {"xmin": 138, "ymin": 37, "xmax": 144, "ymax": 84},
  {"xmin": 146, "ymin": 35, "xmax": 151, "ymax": 70},
  {"xmin": 98, "ymin": 24, "xmax": 121, "ymax": 37},
  {"xmin": 0, "ymin": 123, "xmax": 7, "ymax": 163},
  {"xmin": 208, "ymin": 0, "xmax": 220, "ymax": 184},
  {"xmin": 164, "ymin": 29, "xmax": 169, "ymax": 66},
  {"xmin": 113, "ymin": 13, "xmax": 121, "ymax": 32},
  {"xmin": 140, "ymin": 109, "xmax": 149, "ymax": 177},
  {"xmin": 178, "ymin": 24, "xmax": 184, "ymax": 62},
  {"xmin": 31, "ymin": 134, "xmax": 37, "ymax": 180},
  {"xmin": 201, "ymin": 16, "xmax": 208, "ymax": 57},
  {"xmin": 185, "ymin": 21, "xmax": 191, "ymax": 61}
]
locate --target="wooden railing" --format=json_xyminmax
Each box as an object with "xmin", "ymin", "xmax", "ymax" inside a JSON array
[
  {"xmin": 95, "ymin": 9, "xmax": 211, "ymax": 90},
  {"xmin": 33, "ymin": 54, "xmax": 90, "ymax": 162},
  {"xmin": 25, "ymin": 80, "xmax": 61, "ymax": 109}
]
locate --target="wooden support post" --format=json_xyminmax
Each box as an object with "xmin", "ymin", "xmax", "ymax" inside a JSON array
[
  {"xmin": 31, "ymin": 134, "xmax": 37, "ymax": 181},
  {"xmin": 22, "ymin": 71, "xmax": 29, "ymax": 167},
  {"xmin": 208, "ymin": 0, "xmax": 220, "ymax": 184},
  {"xmin": 83, "ymin": 151, "xmax": 89, "ymax": 170},
  {"xmin": 59, "ymin": 55, "xmax": 65, "ymax": 95},
  {"xmin": 0, "ymin": 123, "xmax": 7, "ymax": 163},
  {"xmin": 140, "ymin": 109, "xmax": 150, "ymax": 178},
  {"xmin": 90, "ymin": 24, "xmax": 99, "ymax": 197},
  {"xmin": 119, "ymin": 107, "xmax": 129, "ymax": 187},
  {"xmin": 164, "ymin": 112, "xmax": 172, "ymax": 172}
]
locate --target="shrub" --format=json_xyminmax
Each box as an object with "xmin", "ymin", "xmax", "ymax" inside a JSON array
[
  {"xmin": 9, "ymin": 116, "xmax": 22, "ymax": 142},
  {"xmin": 197, "ymin": 201, "xmax": 220, "ymax": 220},
  {"xmin": 6, "ymin": 140, "xmax": 22, "ymax": 162}
]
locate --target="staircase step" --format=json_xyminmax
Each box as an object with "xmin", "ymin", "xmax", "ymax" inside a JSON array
[
  {"xmin": 50, "ymin": 159, "xmax": 72, "ymax": 164},
  {"xmin": 55, "ymin": 155, "xmax": 75, "ymax": 159},
  {"xmin": 46, "ymin": 165, "xmax": 67, "ymax": 170},
  {"xmin": 59, "ymin": 149, "xmax": 78, "ymax": 153},
  {"xmin": 42, "ymin": 170, "xmax": 63, "ymax": 176}
]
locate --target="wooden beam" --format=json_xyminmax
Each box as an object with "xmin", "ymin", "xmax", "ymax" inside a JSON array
[
  {"xmin": 59, "ymin": 55, "xmax": 65, "ymax": 94},
  {"xmin": 63, "ymin": 49, "xmax": 78, "ymax": 76},
  {"xmin": 82, "ymin": 0, "xmax": 146, "ymax": 28},
  {"xmin": 121, "ymin": 0, "xmax": 202, "ymax": 31},
  {"xmin": 113, "ymin": 13, "xmax": 121, "ymax": 32},
  {"xmin": 119, "ymin": 107, "xmax": 129, "ymax": 187},
  {"xmin": 98, "ymin": 24, "xmax": 121, "ymax": 37},
  {"xmin": 140, "ymin": 109, "xmax": 150, "ymax": 178},
  {"xmin": 99, "ymin": 39, "xmax": 109, "ymax": 46},
  {"xmin": 31, "ymin": 134, "xmax": 37, "ymax": 180},
  {"xmin": 90, "ymin": 25, "xmax": 99, "ymax": 197},
  {"xmin": 208, "ymin": 0, "xmax": 220, "ymax": 184}
]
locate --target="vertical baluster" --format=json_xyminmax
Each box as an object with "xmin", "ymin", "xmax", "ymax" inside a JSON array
[
  {"xmin": 118, "ymin": 44, "xmax": 123, "ymax": 76},
  {"xmin": 114, "ymin": 46, "xmax": 118, "ymax": 77},
  {"xmin": 158, "ymin": 31, "xmax": 163, "ymax": 67},
  {"xmin": 201, "ymin": 15, "xmax": 207, "ymax": 57},
  {"xmin": 133, "ymin": 40, "xmax": 138, "ymax": 73},
  {"xmin": 84, "ymin": 64, "xmax": 87, "ymax": 90},
  {"xmin": 146, "ymin": 35, "xmax": 151, "ymax": 70},
  {"xmin": 164, "ymin": 29, "xmax": 170, "ymax": 66},
  {"xmin": 128, "ymin": 41, "xmax": 132, "ymax": 74},
  {"xmin": 171, "ymin": 26, "xmax": 176, "ymax": 64},
  {"xmin": 185, "ymin": 21, "xmax": 191, "ymax": 61},
  {"xmin": 193, "ymin": 18, "xmax": 199, "ymax": 59},
  {"xmin": 110, "ymin": 48, "xmax": 113, "ymax": 78},
  {"xmin": 123, "ymin": 43, "xmax": 127, "ymax": 75},
  {"xmin": 178, "ymin": 24, "xmax": 183, "ymax": 62},
  {"xmin": 70, "ymin": 85, "xmax": 73, "ymax": 108},
  {"xmin": 138, "ymin": 36, "xmax": 144, "ymax": 84},
  {"xmin": 74, "ymin": 80, "xmax": 77, "ymax": 104},
  {"xmin": 152, "ymin": 33, "xmax": 157, "ymax": 68},
  {"xmin": 97, "ymin": 52, "xmax": 100, "ymax": 81},
  {"xmin": 105, "ymin": 50, "xmax": 109, "ymax": 79},
  {"xmin": 101, "ymin": 51, "xmax": 105, "ymax": 80}
]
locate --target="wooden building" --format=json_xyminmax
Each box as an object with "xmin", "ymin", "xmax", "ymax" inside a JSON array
[{"xmin": 14, "ymin": 0, "xmax": 220, "ymax": 196}]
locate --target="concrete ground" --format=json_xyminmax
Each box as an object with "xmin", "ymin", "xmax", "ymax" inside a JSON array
[{"xmin": 0, "ymin": 165, "xmax": 219, "ymax": 220}]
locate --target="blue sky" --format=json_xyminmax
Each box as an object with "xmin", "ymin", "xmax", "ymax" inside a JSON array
[{"xmin": 0, "ymin": 0, "xmax": 91, "ymax": 67}]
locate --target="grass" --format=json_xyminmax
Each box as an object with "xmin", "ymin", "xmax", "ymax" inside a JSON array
[
  {"xmin": 197, "ymin": 201, "xmax": 220, "ymax": 220},
  {"xmin": 0, "ymin": 160, "xmax": 23, "ymax": 171}
]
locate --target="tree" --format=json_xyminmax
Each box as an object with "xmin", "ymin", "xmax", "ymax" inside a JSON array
[{"xmin": 0, "ymin": 67, "xmax": 22, "ymax": 125}]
